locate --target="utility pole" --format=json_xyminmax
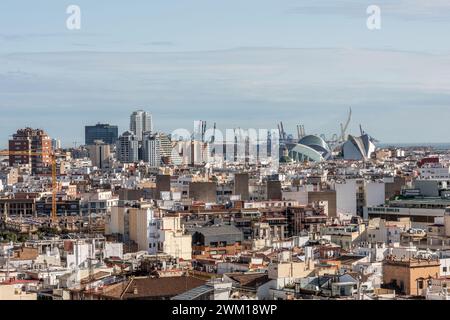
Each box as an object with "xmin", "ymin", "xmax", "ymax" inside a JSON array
[
  {"xmin": 88, "ymin": 207, "xmax": 92, "ymax": 235},
  {"xmin": 357, "ymin": 267, "xmax": 363, "ymax": 300},
  {"xmin": 6, "ymin": 249, "xmax": 11, "ymax": 282}
]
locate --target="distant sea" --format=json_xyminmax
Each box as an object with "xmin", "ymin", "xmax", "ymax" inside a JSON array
[{"xmin": 378, "ymin": 143, "xmax": 450, "ymax": 150}]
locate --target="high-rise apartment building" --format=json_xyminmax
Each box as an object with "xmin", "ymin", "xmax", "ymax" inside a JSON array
[
  {"xmin": 85, "ymin": 123, "xmax": 119, "ymax": 145},
  {"xmin": 130, "ymin": 110, "xmax": 152, "ymax": 141},
  {"xmin": 142, "ymin": 132, "xmax": 172, "ymax": 167},
  {"xmin": 116, "ymin": 131, "xmax": 139, "ymax": 163},
  {"xmin": 87, "ymin": 140, "xmax": 111, "ymax": 170},
  {"xmin": 8, "ymin": 128, "xmax": 52, "ymax": 174},
  {"xmin": 51, "ymin": 139, "xmax": 61, "ymax": 150}
]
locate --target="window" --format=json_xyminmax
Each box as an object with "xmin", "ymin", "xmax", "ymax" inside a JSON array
[{"xmin": 443, "ymin": 267, "xmax": 448, "ymax": 273}]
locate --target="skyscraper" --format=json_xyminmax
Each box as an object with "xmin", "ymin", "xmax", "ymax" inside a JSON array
[
  {"xmin": 85, "ymin": 123, "xmax": 119, "ymax": 145},
  {"xmin": 142, "ymin": 132, "xmax": 172, "ymax": 167},
  {"xmin": 8, "ymin": 128, "xmax": 52, "ymax": 174},
  {"xmin": 116, "ymin": 131, "xmax": 139, "ymax": 163},
  {"xmin": 130, "ymin": 110, "xmax": 153, "ymax": 141}
]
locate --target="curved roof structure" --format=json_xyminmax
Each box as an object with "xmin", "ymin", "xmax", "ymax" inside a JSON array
[
  {"xmin": 342, "ymin": 134, "xmax": 376, "ymax": 160},
  {"xmin": 298, "ymin": 135, "xmax": 330, "ymax": 157},
  {"xmin": 288, "ymin": 144, "xmax": 324, "ymax": 163}
]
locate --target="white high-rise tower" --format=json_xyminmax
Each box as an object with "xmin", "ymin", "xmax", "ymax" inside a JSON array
[{"xmin": 130, "ymin": 110, "xmax": 153, "ymax": 141}]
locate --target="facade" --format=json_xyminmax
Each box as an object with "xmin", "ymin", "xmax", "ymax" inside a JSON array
[
  {"xmin": 8, "ymin": 128, "xmax": 52, "ymax": 174},
  {"xmin": 87, "ymin": 140, "xmax": 111, "ymax": 170},
  {"xmin": 188, "ymin": 182, "xmax": 217, "ymax": 203},
  {"xmin": 85, "ymin": 123, "xmax": 118, "ymax": 145},
  {"xmin": 308, "ymin": 190, "xmax": 337, "ymax": 217},
  {"xmin": 107, "ymin": 204, "xmax": 154, "ymax": 251},
  {"xmin": 383, "ymin": 258, "xmax": 440, "ymax": 296},
  {"xmin": 155, "ymin": 175, "xmax": 171, "ymax": 200},
  {"xmin": 35, "ymin": 199, "xmax": 81, "ymax": 216},
  {"xmin": 267, "ymin": 180, "xmax": 282, "ymax": 200},
  {"xmin": 233, "ymin": 173, "xmax": 249, "ymax": 201},
  {"xmin": 117, "ymin": 131, "xmax": 139, "ymax": 163},
  {"xmin": 189, "ymin": 224, "xmax": 243, "ymax": 259},
  {"xmin": 320, "ymin": 224, "xmax": 366, "ymax": 250},
  {"xmin": 107, "ymin": 205, "xmax": 191, "ymax": 258},
  {"xmin": 0, "ymin": 168, "xmax": 19, "ymax": 186},
  {"xmin": 148, "ymin": 215, "xmax": 192, "ymax": 261},
  {"xmin": 142, "ymin": 132, "xmax": 173, "ymax": 166},
  {"xmin": 335, "ymin": 179, "xmax": 385, "ymax": 217},
  {"xmin": 364, "ymin": 198, "xmax": 450, "ymax": 229},
  {"xmin": 130, "ymin": 110, "xmax": 153, "ymax": 141},
  {"xmin": 335, "ymin": 179, "xmax": 358, "ymax": 216},
  {"xmin": 418, "ymin": 165, "xmax": 450, "ymax": 180},
  {"xmin": 366, "ymin": 218, "xmax": 411, "ymax": 244},
  {"xmin": 173, "ymin": 140, "xmax": 210, "ymax": 165}
]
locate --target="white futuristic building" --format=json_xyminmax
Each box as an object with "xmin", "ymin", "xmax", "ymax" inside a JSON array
[
  {"xmin": 282, "ymin": 135, "xmax": 331, "ymax": 163},
  {"xmin": 342, "ymin": 134, "xmax": 376, "ymax": 161}
]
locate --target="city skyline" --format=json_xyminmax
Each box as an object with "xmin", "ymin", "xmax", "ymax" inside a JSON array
[
  {"xmin": 1, "ymin": 1, "xmax": 450, "ymax": 146},
  {"xmin": 2, "ymin": 1, "xmax": 450, "ymax": 305}
]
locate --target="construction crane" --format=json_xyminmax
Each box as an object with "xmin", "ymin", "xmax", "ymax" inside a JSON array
[
  {"xmin": 339, "ymin": 107, "xmax": 352, "ymax": 142},
  {"xmin": 0, "ymin": 150, "xmax": 58, "ymax": 222}
]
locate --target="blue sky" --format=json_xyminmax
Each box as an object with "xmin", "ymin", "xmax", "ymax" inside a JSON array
[{"xmin": 1, "ymin": 0, "xmax": 450, "ymax": 147}]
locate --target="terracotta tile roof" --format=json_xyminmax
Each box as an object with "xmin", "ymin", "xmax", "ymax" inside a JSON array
[
  {"xmin": 101, "ymin": 276, "xmax": 206, "ymax": 300},
  {"xmin": 226, "ymin": 273, "xmax": 270, "ymax": 288},
  {"xmin": 11, "ymin": 247, "xmax": 39, "ymax": 261},
  {"xmin": 0, "ymin": 279, "xmax": 39, "ymax": 285},
  {"xmin": 80, "ymin": 271, "xmax": 111, "ymax": 283}
]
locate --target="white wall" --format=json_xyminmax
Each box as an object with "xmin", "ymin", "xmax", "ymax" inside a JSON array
[
  {"xmin": 135, "ymin": 208, "xmax": 153, "ymax": 252},
  {"xmin": 439, "ymin": 258, "xmax": 450, "ymax": 277},
  {"xmin": 281, "ymin": 190, "xmax": 308, "ymax": 205},
  {"xmin": 104, "ymin": 243, "xmax": 123, "ymax": 259},
  {"xmin": 66, "ymin": 242, "xmax": 94, "ymax": 268},
  {"xmin": 335, "ymin": 180, "xmax": 357, "ymax": 216},
  {"xmin": 107, "ymin": 207, "xmax": 120, "ymax": 234},
  {"xmin": 365, "ymin": 181, "xmax": 385, "ymax": 207}
]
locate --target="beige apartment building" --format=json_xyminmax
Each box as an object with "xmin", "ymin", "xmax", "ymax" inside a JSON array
[{"xmin": 383, "ymin": 257, "xmax": 440, "ymax": 296}]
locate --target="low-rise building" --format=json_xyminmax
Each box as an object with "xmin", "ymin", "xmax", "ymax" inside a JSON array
[{"xmin": 383, "ymin": 257, "xmax": 440, "ymax": 296}]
